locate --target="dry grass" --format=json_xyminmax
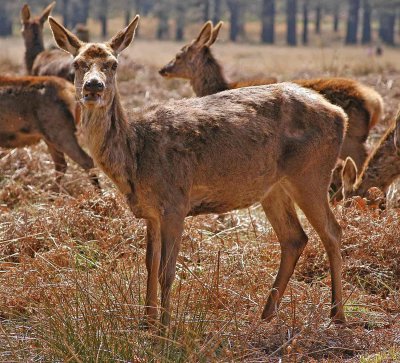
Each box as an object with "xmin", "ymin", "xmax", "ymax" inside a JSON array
[{"xmin": 1, "ymin": 39, "xmax": 400, "ymax": 362}]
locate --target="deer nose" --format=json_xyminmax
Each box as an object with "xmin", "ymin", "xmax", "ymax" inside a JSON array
[
  {"xmin": 84, "ymin": 78, "xmax": 104, "ymax": 93},
  {"xmin": 159, "ymin": 68, "xmax": 167, "ymax": 76}
]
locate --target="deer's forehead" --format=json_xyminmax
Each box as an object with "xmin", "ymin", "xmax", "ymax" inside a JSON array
[{"xmin": 78, "ymin": 44, "xmax": 116, "ymax": 62}]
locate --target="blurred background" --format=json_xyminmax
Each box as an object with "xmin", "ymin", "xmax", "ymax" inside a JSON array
[{"xmin": 1, "ymin": 0, "xmax": 400, "ymax": 46}]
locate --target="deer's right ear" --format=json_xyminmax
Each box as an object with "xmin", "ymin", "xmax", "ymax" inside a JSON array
[
  {"xmin": 341, "ymin": 157, "xmax": 358, "ymax": 195},
  {"xmin": 21, "ymin": 4, "xmax": 31, "ymax": 23},
  {"xmin": 107, "ymin": 15, "xmax": 140, "ymax": 55},
  {"xmin": 194, "ymin": 21, "xmax": 213, "ymax": 47},
  {"xmin": 48, "ymin": 16, "xmax": 83, "ymax": 56},
  {"xmin": 206, "ymin": 21, "xmax": 223, "ymax": 47}
]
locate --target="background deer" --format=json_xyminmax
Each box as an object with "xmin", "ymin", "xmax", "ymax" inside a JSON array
[
  {"xmin": 340, "ymin": 114, "xmax": 400, "ymax": 200},
  {"xmin": 0, "ymin": 75, "xmax": 99, "ymax": 188},
  {"xmin": 21, "ymin": 2, "xmax": 74, "ymax": 82},
  {"xmin": 50, "ymin": 15, "xmax": 348, "ymax": 328},
  {"xmin": 159, "ymin": 21, "xmax": 384, "ymax": 171}
]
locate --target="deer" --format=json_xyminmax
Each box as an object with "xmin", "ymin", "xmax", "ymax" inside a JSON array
[
  {"xmin": 21, "ymin": 2, "xmax": 74, "ymax": 82},
  {"xmin": 0, "ymin": 75, "xmax": 99, "ymax": 188},
  {"xmin": 340, "ymin": 113, "xmax": 400, "ymax": 201},
  {"xmin": 159, "ymin": 21, "xmax": 384, "ymax": 172},
  {"xmin": 49, "ymin": 15, "xmax": 348, "ymax": 329}
]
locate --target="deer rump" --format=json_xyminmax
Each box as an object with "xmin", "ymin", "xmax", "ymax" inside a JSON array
[{"xmin": 130, "ymin": 83, "xmax": 346, "ymax": 217}]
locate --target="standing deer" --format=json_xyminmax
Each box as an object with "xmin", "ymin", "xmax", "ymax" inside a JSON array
[
  {"xmin": 0, "ymin": 76, "xmax": 99, "ymax": 188},
  {"xmin": 21, "ymin": 2, "xmax": 74, "ymax": 82},
  {"xmin": 340, "ymin": 114, "xmax": 400, "ymax": 200},
  {"xmin": 159, "ymin": 21, "xmax": 384, "ymax": 171},
  {"xmin": 49, "ymin": 15, "xmax": 348, "ymax": 328}
]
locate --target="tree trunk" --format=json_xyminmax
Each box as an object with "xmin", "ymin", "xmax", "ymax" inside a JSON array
[
  {"xmin": 203, "ymin": 0, "xmax": 210, "ymax": 22},
  {"xmin": 228, "ymin": 0, "xmax": 240, "ymax": 41},
  {"xmin": 175, "ymin": 3, "xmax": 185, "ymax": 41},
  {"xmin": 379, "ymin": 12, "xmax": 396, "ymax": 45},
  {"xmin": 0, "ymin": 3, "xmax": 12, "ymax": 36},
  {"xmin": 99, "ymin": 0, "xmax": 108, "ymax": 38},
  {"xmin": 303, "ymin": 0, "xmax": 309, "ymax": 44},
  {"xmin": 286, "ymin": 0, "xmax": 297, "ymax": 46},
  {"xmin": 345, "ymin": 0, "xmax": 360, "ymax": 44},
  {"xmin": 71, "ymin": 0, "xmax": 91, "ymax": 28},
  {"xmin": 261, "ymin": 0, "xmax": 275, "ymax": 43},
  {"xmin": 333, "ymin": 6, "xmax": 339, "ymax": 32},
  {"xmin": 315, "ymin": 2, "xmax": 321, "ymax": 34},
  {"xmin": 213, "ymin": 0, "xmax": 222, "ymax": 23},
  {"xmin": 361, "ymin": 0, "xmax": 371, "ymax": 44},
  {"xmin": 62, "ymin": 0, "xmax": 70, "ymax": 27}
]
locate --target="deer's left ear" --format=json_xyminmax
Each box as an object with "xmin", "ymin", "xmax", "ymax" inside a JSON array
[
  {"xmin": 107, "ymin": 15, "xmax": 140, "ymax": 55},
  {"xmin": 206, "ymin": 21, "xmax": 223, "ymax": 47},
  {"xmin": 48, "ymin": 16, "xmax": 83, "ymax": 56},
  {"xmin": 39, "ymin": 1, "xmax": 56, "ymax": 24}
]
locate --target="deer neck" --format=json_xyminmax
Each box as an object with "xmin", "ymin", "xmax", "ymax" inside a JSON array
[
  {"xmin": 190, "ymin": 49, "xmax": 229, "ymax": 97},
  {"xmin": 24, "ymin": 35, "xmax": 45, "ymax": 74},
  {"xmin": 354, "ymin": 128, "xmax": 399, "ymax": 196},
  {"xmin": 81, "ymin": 90, "xmax": 138, "ymax": 197}
]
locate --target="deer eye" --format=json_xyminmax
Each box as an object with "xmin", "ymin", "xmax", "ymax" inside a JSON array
[
  {"xmin": 111, "ymin": 62, "xmax": 118, "ymax": 70},
  {"xmin": 73, "ymin": 62, "xmax": 79, "ymax": 70}
]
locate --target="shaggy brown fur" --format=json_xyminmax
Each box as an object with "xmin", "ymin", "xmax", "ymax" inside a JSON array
[
  {"xmin": 50, "ymin": 16, "xmax": 348, "ymax": 329},
  {"xmin": 0, "ymin": 75, "xmax": 98, "ymax": 187},
  {"xmin": 341, "ymin": 113, "xmax": 400, "ymax": 199},
  {"xmin": 159, "ymin": 21, "xmax": 384, "ymax": 171},
  {"xmin": 21, "ymin": 2, "xmax": 74, "ymax": 82}
]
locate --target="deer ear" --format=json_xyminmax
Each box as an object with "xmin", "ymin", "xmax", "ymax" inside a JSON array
[
  {"xmin": 39, "ymin": 2, "xmax": 56, "ymax": 24},
  {"xmin": 341, "ymin": 157, "xmax": 358, "ymax": 196},
  {"xmin": 194, "ymin": 21, "xmax": 213, "ymax": 47},
  {"xmin": 48, "ymin": 16, "xmax": 83, "ymax": 56},
  {"xmin": 107, "ymin": 15, "xmax": 140, "ymax": 55},
  {"xmin": 206, "ymin": 21, "xmax": 223, "ymax": 47},
  {"xmin": 21, "ymin": 4, "xmax": 31, "ymax": 23}
]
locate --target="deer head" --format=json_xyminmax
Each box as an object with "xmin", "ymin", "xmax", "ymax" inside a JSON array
[
  {"xmin": 340, "ymin": 157, "xmax": 358, "ymax": 200},
  {"xmin": 159, "ymin": 21, "xmax": 223, "ymax": 79},
  {"xmin": 21, "ymin": 2, "xmax": 55, "ymax": 45},
  {"xmin": 48, "ymin": 15, "xmax": 140, "ymax": 110}
]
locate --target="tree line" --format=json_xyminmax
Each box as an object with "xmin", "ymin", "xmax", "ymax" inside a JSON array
[{"xmin": 2, "ymin": 0, "xmax": 400, "ymax": 46}]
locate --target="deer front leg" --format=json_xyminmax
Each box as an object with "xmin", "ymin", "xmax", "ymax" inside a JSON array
[
  {"xmin": 45, "ymin": 142, "xmax": 67, "ymax": 187},
  {"xmin": 145, "ymin": 219, "xmax": 161, "ymax": 327},
  {"xmin": 158, "ymin": 213, "xmax": 185, "ymax": 329}
]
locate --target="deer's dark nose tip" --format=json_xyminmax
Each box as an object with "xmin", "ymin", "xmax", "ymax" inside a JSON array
[
  {"xmin": 159, "ymin": 68, "xmax": 166, "ymax": 76},
  {"xmin": 84, "ymin": 78, "xmax": 104, "ymax": 92}
]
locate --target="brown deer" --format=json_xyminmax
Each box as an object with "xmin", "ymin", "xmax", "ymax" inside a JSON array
[
  {"xmin": 21, "ymin": 2, "xmax": 74, "ymax": 82},
  {"xmin": 340, "ymin": 113, "xmax": 400, "ymax": 200},
  {"xmin": 49, "ymin": 15, "xmax": 348, "ymax": 328},
  {"xmin": 159, "ymin": 21, "xmax": 384, "ymax": 171},
  {"xmin": 0, "ymin": 76, "xmax": 99, "ymax": 188}
]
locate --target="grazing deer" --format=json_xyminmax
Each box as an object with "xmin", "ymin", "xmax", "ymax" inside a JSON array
[
  {"xmin": 0, "ymin": 76, "xmax": 99, "ymax": 188},
  {"xmin": 49, "ymin": 15, "xmax": 348, "ymax": 328},
  {"xmin": 159, "ymin": 21, "xmax": 384, "ymax": 171},
  {"xmin": 340, "ymin": 113, "xmax": 400, "ymax": 200},
  {"xmin": 21, "ymin": 2, "xmax": 74, "ymax": 82}
]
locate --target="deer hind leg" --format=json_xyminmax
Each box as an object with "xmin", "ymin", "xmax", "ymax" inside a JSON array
[
  {"xmin": 261, "ymin": 184, "xmax": 308, "ymax": 321},
  {"xmin": 284, "ymin": 176, "xmax": 345, "ymax": 323},
  {"xmin": 45, "ymin": 142, "xmax": 67, "ymax": 186},
  {"xmin": 158, "ymin": 213, "xmax": 185, "ymax": 330},
  {"xmin": 144, "ymin": 219, "xmax": 161, "ymax": 327}
]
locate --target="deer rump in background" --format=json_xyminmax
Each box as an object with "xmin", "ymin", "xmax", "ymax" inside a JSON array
[
  {"xmin": 49, "ymin": 15, "xmax": 348, "ymax": 329},
  {"xmin": 159, "ymin": 21, "xmax": 384, "ymax": 180}
]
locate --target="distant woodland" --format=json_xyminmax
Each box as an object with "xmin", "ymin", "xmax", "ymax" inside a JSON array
[{"xmin": 2, "ymin": 0, "xmax": 400, "ymax": 46}]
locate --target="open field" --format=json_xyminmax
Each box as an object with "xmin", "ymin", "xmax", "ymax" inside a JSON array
[{"xmin": 1, "ymin": 37, "xmax": 400, "ymax": 362}]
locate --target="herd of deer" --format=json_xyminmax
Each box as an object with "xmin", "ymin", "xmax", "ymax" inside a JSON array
[{"xmin": 1, "ymin": 2, "xmax": 400, "ymax": 330}]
